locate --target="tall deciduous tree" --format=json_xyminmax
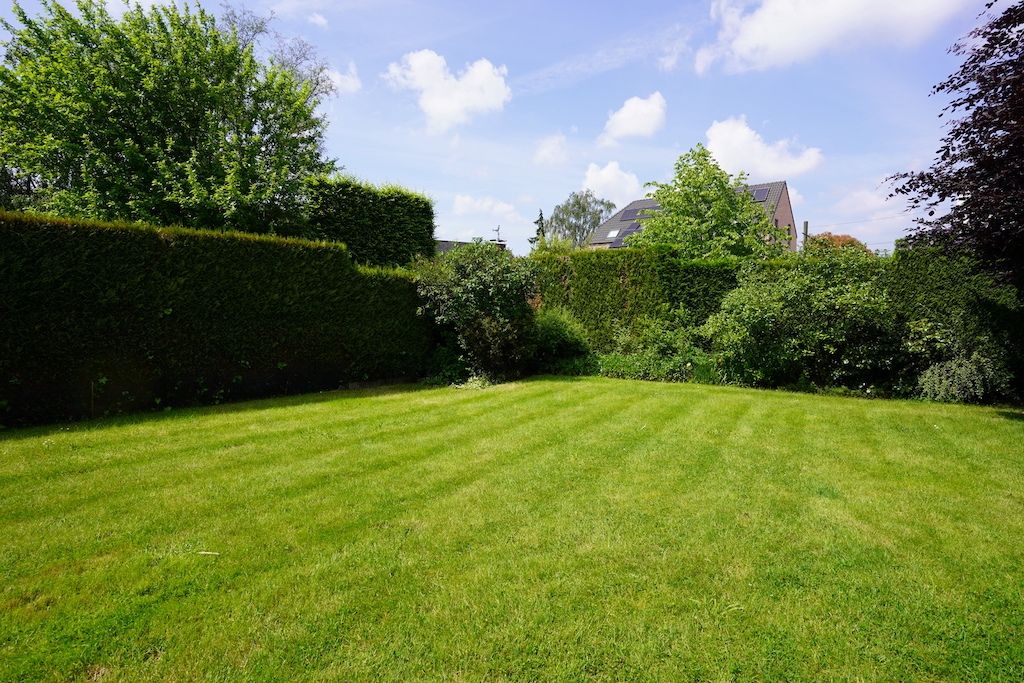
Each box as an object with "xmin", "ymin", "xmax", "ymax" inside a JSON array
[
  {"xmin": 629, "ymin": 144, "xmax": 787, "ymax": 258},
  {"xmin": 546, "ymin": 190, "xmax": 615, "ymax": 248},
  {"xmin": 0, "ymin": 0, "xmax": 334, "ymax": 232},
  {"xmin": 890, "ymin": 1, "xmax": 1024, "ymax": 288},
  {"xmin": 805, "ymin": 232, "xmax": 873, "ymax": 255}
]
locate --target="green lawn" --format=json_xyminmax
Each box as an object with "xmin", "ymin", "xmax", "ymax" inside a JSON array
[{"xmin": 2, "ymin": 377, "xmax": 1023, "ymax": 681}]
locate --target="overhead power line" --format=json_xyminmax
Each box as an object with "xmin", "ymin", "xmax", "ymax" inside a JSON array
[{"xmin": 812, "ymin": 213, "xmax": 914, "ymax": 229}]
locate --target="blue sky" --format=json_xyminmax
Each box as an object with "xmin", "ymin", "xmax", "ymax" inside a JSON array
[{"xmin": 2, "ymin": 0, "xmax": 992, "ymax": 253}]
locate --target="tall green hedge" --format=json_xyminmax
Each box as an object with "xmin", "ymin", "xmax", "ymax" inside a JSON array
[
  {"xmin": 533, "ymin": 247, "xmax": 741, "ymax": 349},
  {"xmin": 884, "ymin": 246, "xmax": 1022, "ymax": 388},
  {"xmin": 305, "ymin": 176, "xmax": 435, "ymax": 266},
  {"xmin": 0, "ymin": 211, "xmax": 432, "ymax": 426}
]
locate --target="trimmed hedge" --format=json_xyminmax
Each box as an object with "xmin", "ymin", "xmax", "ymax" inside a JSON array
[
  {"xmin": 533, "ymin": 247, "xmax": 741, "ymax": 350},
  {"xmin": 305, "ymin": 176, "xmax": 435, "ymax": 266},
  {"xmin": 885, "ymin": 247, "xmax": 1020, "ymax": 348},
  {"xmin": 884, "ymin": 246, "xmax": 1022, "ymax": 392},
  {"xmin": 0, "ymin": 211, "xmax": 432, "ymax": 426}
]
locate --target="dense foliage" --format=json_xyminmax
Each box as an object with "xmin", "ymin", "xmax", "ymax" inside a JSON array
[
  {"xmin": 0, "ymin": 211, "xmax": 430, "ymax": 425},
  {"xmin": 885, "ymin": 246, "xmax": 1021, "ymax": 400},
  {"xmin": 534, "ymin": 248, "xmax": 741, "ymax": 350},
  {"xmin": 305, "ymin": 176, "xmax": 436, "ymax": 266},
  {"xmin": 890, "ymin": 1, "xmax": 1024, "ymax": 289},
  {"xmin": 545, "ymin": 190, "xmax": 616, "ymax": 248},
  {"xmin": 414, "ymin": 241, "xmax": 537, "ymax": 380},
  {"xmin": 628, "ymin": 144, "xmax": 789, "ymax": 258},
  {"xmin": 598, "ymin": 308, "xmax": 710, "ymax": 383},
  {"xmin": 535, "ymin": 243, "xmax": 1019, "ymax": 404},
  {"xmin": 0, "ymin": 0, "xmax": 332, "ymax": 232},
  {"xmin": 702, "ymin": 251, "xmax": 897, "ymax": 390},
  {"xmin": 805, "ymin": 232, "xmax": 872, "ymax": 254},
  {"xmin": 532, "ymin": 307, "xmax": 592, "ymax": 374}
]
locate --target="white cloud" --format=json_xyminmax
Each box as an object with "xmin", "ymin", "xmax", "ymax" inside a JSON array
[
  {"xmin": 533, "ymin": 133, "xmax": 568, "ymax": 166},
  {"xmin": 450, "ymin": 194, "xmax": 533, "ymax": 246},
  {"xmin": 308, "ymin": 12, "xmax": 328, "ymax": 28},
  {"xmin": 657, "ymin": 38, "xmax": 688, "ymax": 72},
  {"xmin": 327, "ymin": 62, "xmax": 362, "ymax": 95},
  {"xmin": 835, "ymin": 189, "xmax": 889, "ymax": 216},
  {"xmin": 599, "ymin": 92, "xmax": 667, "ymax": 147},
  {"xmin": 582, "ymin": 161, "xmax": 642, "ymax": 209},
  {"xmin": 813, "ymin": 185, "xmax": 916, "ymax": 250},
  {"xmin": 789, "ymin": 186, "xmax": 806, "ymax": 206},
  {"xmin": 384, "ymin": 50, "xmax": 511, "ymax": 133},
  {"xmin": 515, "ymin": 25, "xmax": 689, "ymax": 94},
  {"xmin": 696, "ymin": 0, "xmax": 972, "ymax": 74},
  {"xmin": 453, "ymin": 194, "xmax": 520, "ymax": 223},
  {"xmin": 706, "ymin": 115, "xmax": 823, "ymax": 180}
]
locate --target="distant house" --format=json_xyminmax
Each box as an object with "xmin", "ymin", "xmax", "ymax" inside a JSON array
[
  {"xmin": 435, "ymin": 239, "xmax": 473, "ymax": 254},
  {"xmin": 587, "ymin": 181, "xmax": 799, "ymax": 252}
]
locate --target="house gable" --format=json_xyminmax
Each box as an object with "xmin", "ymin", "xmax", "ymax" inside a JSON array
[{"xmin": 587, "ymin": 181, "xmax": 798, "ymax": 251}]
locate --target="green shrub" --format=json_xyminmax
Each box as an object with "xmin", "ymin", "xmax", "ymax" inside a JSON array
[
  {"xmin": 702, "ymin": 250, "xmax": 898, "ymax": 389},
  {"xmin": 0, "ymin": 211, "xmax": 432, "ymax": 425},
  {"xmin": 598, "ymin": 352, "xmax": 694, "ymax": 383},
  {"xmin": 886, "ymin": 246, "xmax": 1022, "ymax": 389},
  {"xmin": 413, "ymin": 241, "xmax": 537, "ymax": 380},
  {"xmin": 305, "ymin": 175, "xmax": 435, "ymax": 266},
  {"xmin": 596, "ymin": 307, "xmax": 714, "ymax": 383},
  {"xmin": 533, "ymin": 306, "xmax": 591, "ymax": 373},
  {"xmin": 532, "ymin": 247, "xmax": 741, "ymax": 350},
  {"xmin": 918, "ymin": 352, "xmax": 1013, "ymax": 404}
]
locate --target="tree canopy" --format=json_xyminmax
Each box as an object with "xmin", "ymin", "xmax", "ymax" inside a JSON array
[
  {"xmin": 628, "ymin": 144, "xmax": 788, "ymax": 259},
  {"xmin": 890, "ymin": 1, "xmax": 1024, "ymax": 288},
  {"xmin": 546, "ymin": 190, "xmax": 616, "ymax": 248},
  {"xmin": 0, "ymin": 0, "xmax": 334, "ymax": 232},
  {"xmin": 805, "ymin": 232, "xmax": 873, "ymax": 255}
]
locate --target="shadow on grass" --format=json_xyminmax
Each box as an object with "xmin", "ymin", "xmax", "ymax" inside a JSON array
[
  {"xmin": 0, "ymin": 382, "xmax": 434, "ymax": 442},
  {"xmin": 997, "ymin": 409, "xmax": 1024, "ymax": 422}
]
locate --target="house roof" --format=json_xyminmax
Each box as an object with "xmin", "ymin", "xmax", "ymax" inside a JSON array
[
  {"xmin": 435, "ymin": 239, "xmax": 472, "ymax": 254},
  {"xmin": 587, "ymin": 198, "xmax": 660, "ymax": 247},
  {"xmin": 588, "ymin": 181, "xmax": 789, "ymax": 247}
]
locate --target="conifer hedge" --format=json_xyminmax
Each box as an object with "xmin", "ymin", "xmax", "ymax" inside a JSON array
[
  {"xmin": 533, "ymin": 247, "xmax": 742, "ymax": 349},
  {"xmin": 0, "ymin": 211, "xmax": 431, "ymax": 425},
  {"xmin": 305, "ymin": 176, "xmax": 435, "ymax": 266}
]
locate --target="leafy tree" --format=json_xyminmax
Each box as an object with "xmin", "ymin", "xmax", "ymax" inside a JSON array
[
  {"xmin": 413, "ymin": 241, "xmax": 537, "ymax": 380},
  {"xmin": 0, "ymin": 0, "xmax": 333, "ymax": 232},
  {"xmin": 530, "ymin": 233, "xmax": 574, "ymax": 255},
  {"xmin": 547, "ymin": 190, "xmax": 615, "ymax": 248},
  {"xmin": 628, "ymin": 144, "xmax": 788, "ymax": 258},
  {"xmin": 889, "ymin": 1, "xmax": 1024, "ymax": 288},
  {"xmin": 805, "ymin": 232, "xmax": 872, "ymax": 254},
  {"xmin": 0, "ymin": 166, "xmax": 35, "ymax": 211}
]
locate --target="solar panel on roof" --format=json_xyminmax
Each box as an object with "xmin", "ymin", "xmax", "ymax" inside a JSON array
[
  {"xmin": 752, "ymin": 188, "xmax": 770, "ymax": 202},
  {"xmin": 620, "ymin": 208, "xmax": 640, "ymax": 220}
]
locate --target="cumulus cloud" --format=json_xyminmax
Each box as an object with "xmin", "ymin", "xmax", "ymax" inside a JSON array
[
  {"xmin": 308, "ymin": 12, "xmax": 328, "ymax": 28},
  {"xmin": 599, "ymin": 92, "xmax": 667, "ymax": 147},
  {"xmin": 385, "ymin": 50, "xmax": 511, "ymax": 133},
  {"xmin": 327, "ymin": 62, "xmax": 362, "ymax": 95},
  {"xmin": 453, "ymin": 194, "xmax": 521, "ymax": 223},
  {"xmin": 533, "ymin": 133, "xmax": 569, "ymax": 166},
  {"xmin": 582, "ymin": 162, "xmax": 642, "ymax": 209},
  {"xmin": 696, "ymin": 0, "xmax": 972, "ymax": 74},
  {"xmin": 706, "ymin": 115, "xmax": 822, "ymax": 180}
]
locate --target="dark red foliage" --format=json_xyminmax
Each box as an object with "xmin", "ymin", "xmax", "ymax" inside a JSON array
[{"xmin": 891, "ymin": 1, "xmax": 1024, "ymax": 288}]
